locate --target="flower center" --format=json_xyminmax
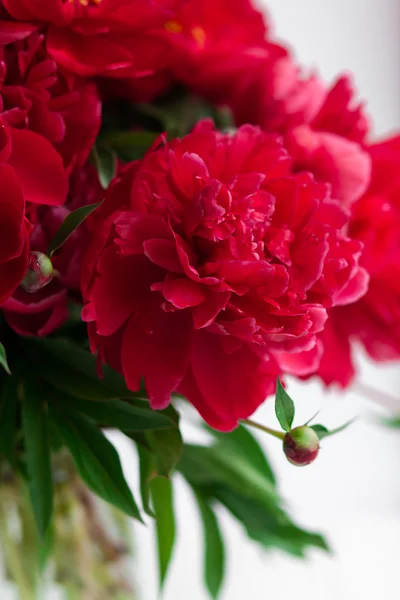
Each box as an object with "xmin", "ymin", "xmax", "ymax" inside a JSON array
[
  {"xmin": 164, "ymin": 20, "xmax": 207, "ymax": 49},
  {"xmin": 68, "ymin": 0, "xmax": 102, "ymax": 6},
  {"xmin": 164, "ymin": 20, "xmax": 184, "ymax": 33},
  {"xmin": 191, "ymin": 26, "xmax": 206, "ymax": 49}
]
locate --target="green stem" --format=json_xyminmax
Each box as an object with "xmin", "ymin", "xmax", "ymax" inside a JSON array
[{"xmin": 241, "ymin": 419, "xmax": 285, "ymax": 440}]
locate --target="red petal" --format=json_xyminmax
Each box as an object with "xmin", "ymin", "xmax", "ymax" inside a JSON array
[
  {"xmin": 9, "ymin": 129, "xmax": 68, "ymax": 206},
  {"xmin": 3, "ymin": 284, "xmax": 68, "ymax": 337},
  {"xmin": 5, "ymin": 302, "xmax": 67, "ymax": 337},
  {"xmin": 274, "ymin": 339, "xmax": 323, "ymax": 376},
  {"xmin": 91, "ymin": 249, "xmax": 162, "ymax": 337},
  {"xmin": 316, "ymin": 314, "xmax": 355, "ymax": 387},
  {"xmin": 3, "ymin": 0, "xmax": 73, "ymax": 25},
  {"xmin": 56, "ymin": 82, "xmax": 101, "ymax": 173},
  {"xmin": 179, "ymin": 330, "xmax": 277, "ymax": 430},
  {"xmin": 334, "ymin": 267, "xmax": 369, "ymax": 306},
  {"xmin": 143, "ymin": 238, "xmax": 183, "ymax": 273},
  {"xmin": 152, "ymin": 278, "xmax": 206, "ymax": 309},
  {"xmin": 0, "ymin": 222, "xmax": 30, "ymax": 305},
  {"xmin": 192, "ymin": 291, "xmax": 230, "ymax": 328},
  {"xmin": 115, "ymin": 212, "xmax": 170, "ymax": 255},
  {"xmin": 47, "ymin": 27, "xmax": 133, "ymax": 77},
  {"xmin": 0, "ymin": 164, "xmax": 25, "ymax": 262},
  {"xmin": 122, "ymin": 310, "xmax": 192, "ymax": 408},
  {"xmin": 0, "ymin": 21, "xmax": 38, "ymax": 44},
  {"xmin": 290, "ymin": 126, "xmax": 372, "ymax": 206}
]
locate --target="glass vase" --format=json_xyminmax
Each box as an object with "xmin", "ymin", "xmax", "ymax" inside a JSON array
[{"xmin": 0, "ymin": 452, "xmax": 136, "ymax": 600}]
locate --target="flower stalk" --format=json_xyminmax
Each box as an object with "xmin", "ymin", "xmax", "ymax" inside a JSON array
[{"xmin": 242, "ymin": 418, "xmax": 285, "ymax": 440}]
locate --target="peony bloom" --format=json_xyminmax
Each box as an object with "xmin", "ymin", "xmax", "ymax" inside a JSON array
[
  {"xmin": 0, "ymin": 31, "xmax": 101, "ymax": 181},
  {"xmin": 1, "ymin": 0, "xmax": 183, "ymax": 102},
  {"xmin": 3, "ymin": 164, "xmax": 103, "ymax": 336},
  {"xmin": 0, "ymin": 27, "xmax": 101, "ymax": 306},
  {"xmin": 82, "ymin": 122, "xmax": 367, "ymax": 430},
  {"xmin": 233, "ymin": 58, "xmax": 372, "ymax": 207},
  {"xmin": 314, "ymin": 135, "xmax": 400, "ymax": 387},
  {"xmin": 163, "ymin": 0, "xmax": 286, "ymax": 104}
]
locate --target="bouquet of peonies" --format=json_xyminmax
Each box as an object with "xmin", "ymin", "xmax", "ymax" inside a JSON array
[{"xmin": 0, "ymin": 0, "xmax": 398, "ymax": 598}]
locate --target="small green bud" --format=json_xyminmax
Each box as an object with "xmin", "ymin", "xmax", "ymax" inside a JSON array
[
  {"xmin": 283, "ymin": 426, "xmax": 320, "ymax": 467},
  {"xmin": 21, "ymin": 251, "xmax": 54, "ymax": 293}
]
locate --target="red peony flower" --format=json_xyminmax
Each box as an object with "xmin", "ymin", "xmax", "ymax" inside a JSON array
[
  {"xmin": 314, "ymin": 135, "xmax": 400, "ymax": 387},
  {"xmin": 163, "ymin": 0, "xmax": 286, "ymax": 104},
  {"xmin": 2, "ymin": 0, "xmax": 183, "ymax": 102},
  {"xmin": 82, "ymin": 122, "xmax": 367, "ymax": 430},
  {"xmin": 0, "ymin": 26, "xmax": 101, "ymax": 306},
  {"xmin": 0, "ymin": 31, "xmax": 101, "ymax": 181},
  {"xmin": 3, "ymin": 164, "xmax": 103, "ymax": 336},
  {"xmin": 233, "ymin": 57, "xmax": 372, "ymax": 207},
  {"xmin": 0, "ymin": 162, "xmax": 30, "ymax": 304}
]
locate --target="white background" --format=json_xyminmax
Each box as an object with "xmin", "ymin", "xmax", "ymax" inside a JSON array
[
  {"xmin": 4, "ymin": 1, "xmax": 400, "ymax": 598},
  {"xmin": 131, "ymin": 1, "xmax": 400, "ymax": 599}
]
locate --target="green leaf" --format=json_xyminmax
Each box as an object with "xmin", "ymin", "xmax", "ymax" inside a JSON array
[
  {"xmin": 215, "ymin": 487, "xmax": 329, "ymax": 557},
  {"xmin": 310, "ymin": 419, "xmax": 355, "ymax": 440},
  {"xmin": 179, "ymin": 435, "xmax": 329, "ymax": 559},
  {"xmin": 309, "ymin": 424, "xmax": 329, "ymax": 438},
  {"xmin": 146, "ymin": 426, "xmax": 183, "ymax": 478},
  {"xmin": 208, "ymin": 424, "xmax": 276, "ymax": 486},
  {"xmin": 91, "ymin": 145, "xmax": 117, "ymax": 189},
  {"xmin": 23, "ymin": 338, "xmax": 139, "ymax": 401},
  {"xmin": 0, "ymin": 342, "xmax": 11, "ymax": 375},
  {"xmin": 39, "ymin": 524, "xmax": 54, "ymax": 573},
  {"xmin": 178, "ymin": 445, "xmax": 279, "ymax": 508},
  {"xmin": 21, "ymin": 377, "xmax": 53, "ymax": 538},
  {"xmin": 150, "ymin": 476, "xmax": 176, "ymax": 589},
  {"xmin": 382, "ymin": 416, "xmax": 400, "ymax": 428},
  {"xmin": 49, "ymin": 401, "xmax": 142, "ymax": 521},
  {"xmin": 56, "ymin": 393, "xmax": 176, "ymax": 431},
  {"xmin": 138, "ymin": 94, "xmax": 215, "ymax": 138},
  {"xmin": 194, "ymin": 491, "xmax": 225, "ymax": 599},
  {"xmin": 47, "ymin": 202, "xmax": 102, "ymax": 257},
  {"xmin": 179, "ymin": 442, "xmax": 328, "ymax": 559},
  {"xmin": 137, "ymin": 446, "xmax": 156, "ymax": 517},
  {"xmin": 98, "ymin": 131, "xmax": 158, "ymax": 162},
  {"xmin": 275, "ymin": 377, "xmax": 295, "ymax": 432},
  {"xmin": 143, "ymin": 404, "xmax": 182, "ymax": 478},
  {"xmin": 0, "ymin": 375, "xmax": 19, "ymax": 460},
  {"xmin": 124, "ymin": 431, "xmax": 153, "ymax": 451}
]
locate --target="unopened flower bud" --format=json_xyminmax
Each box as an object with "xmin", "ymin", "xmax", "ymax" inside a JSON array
[
  {"xmin": 283, "ymin": 426, "xmax": 320, "ymax": 467},
  {"xmin": 21, "ymin": 251, "xmax": 54, "ymax": 293}
]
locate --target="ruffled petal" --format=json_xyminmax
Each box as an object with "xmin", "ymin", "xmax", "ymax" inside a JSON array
[{"xmin": 8, "ymin": 128, "xmax": 68, "ymax": 206}]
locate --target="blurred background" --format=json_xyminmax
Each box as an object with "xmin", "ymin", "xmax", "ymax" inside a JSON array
[{"xmin": 127, "ymin": 1, "xmax": 400, "ymax": 598}]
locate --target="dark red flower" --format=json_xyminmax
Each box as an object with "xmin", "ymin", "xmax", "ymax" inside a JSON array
[
  {"xmin": 3, "ymin": 164, "xmax": 103, "ymax": 336},
  {"xmin": 0, "ymin": 31, "xmax": 101, "ymax": 182},
  {"xmin": 82, "ymin": 122, "xmax": 367, "ymax": 430},
  {"xmin": 163, "ymin": 0, "xmax": 285, "ymax": 104},
  {"xmin": 233, "ymin": 57, "xmax": 372, "ymax": 207},
  {"xmin": 2, "ymin": 0, "xmax": 183, "ymax": 102},
  {"xmin": 0, "ymin": 162, "xmax": 30, "ymax": 304},
  {"xmin": 0, "ymin": 26, "xmax": 101, "ymax": 307},
  {"xmin": 313, "ymin": 135, "xmax": 400, "ymax": 387}
]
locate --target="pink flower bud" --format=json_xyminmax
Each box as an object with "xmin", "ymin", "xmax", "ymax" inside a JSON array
[
  {"xmin": 21, "ymin": 252, "xmax": 54, "ymax": 293},
  {"xmin": 283, "ymin": 426, "xmax": 320, "ymax": 466}
]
